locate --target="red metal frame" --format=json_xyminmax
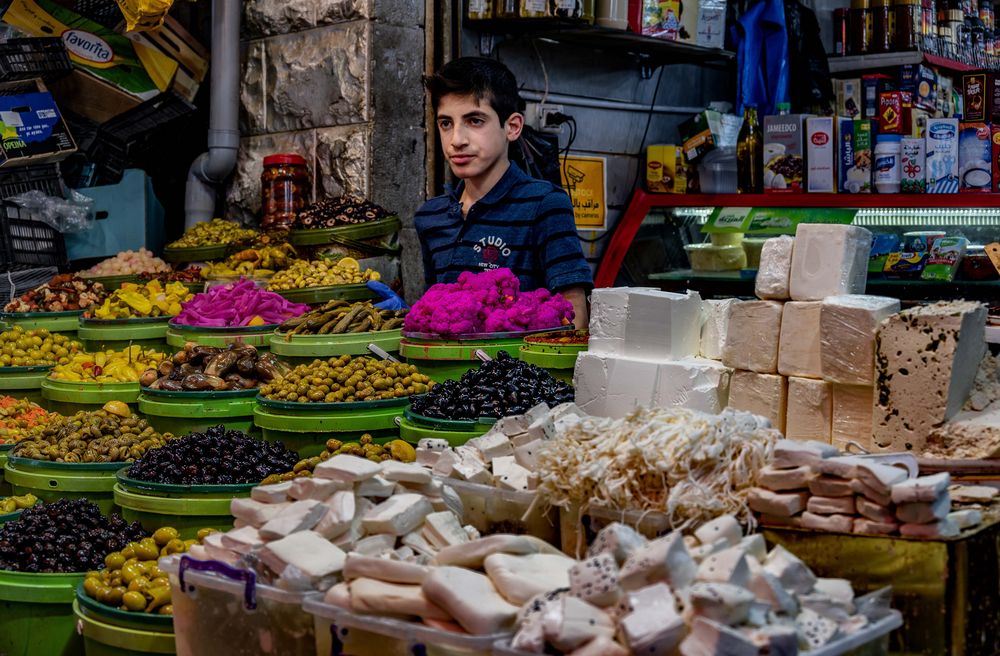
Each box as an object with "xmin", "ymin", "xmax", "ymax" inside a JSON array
[{"xmin": 594, "ymin": 189, "xmax": 1000, "ymax": 287}]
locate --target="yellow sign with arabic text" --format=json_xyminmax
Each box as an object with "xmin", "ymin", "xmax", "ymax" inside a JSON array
[{"xmin": 561, "ymin": 155, "xmax": 607, "ymax": 230}]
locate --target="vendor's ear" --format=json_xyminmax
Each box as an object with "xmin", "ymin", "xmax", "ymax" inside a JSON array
[{"xmin": 504, "ymin": 112, "xmax": 524, "ymax": 142}]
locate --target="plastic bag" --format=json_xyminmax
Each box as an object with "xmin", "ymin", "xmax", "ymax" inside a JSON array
[
  {"xmin": 115, "ymin": 0, "xmax": 173, "ymax": 31},
  {"xmin": 7, "ymin": 189, "xmax": 96, "ymax": 234}
]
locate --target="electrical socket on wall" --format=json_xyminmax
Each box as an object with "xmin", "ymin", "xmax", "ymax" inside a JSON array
[{"xmin": 523, "ymin": 102, "xmax": 564, "ymax": 133}]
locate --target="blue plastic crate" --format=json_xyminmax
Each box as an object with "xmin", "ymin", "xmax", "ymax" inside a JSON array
[{"xmin": 65, "ymin": 168, "xmax": 164, "ymax": 261}]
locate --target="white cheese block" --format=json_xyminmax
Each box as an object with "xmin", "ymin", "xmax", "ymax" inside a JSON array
[
  {"xmin": 785, "ymin": 377, "xmax": 832, "ymax": 443},
  {"xmin": 589, "ymin": 287, "xmax": 631, "ymax": 341},
  {"xmin": 695, "ymin": 546, "xmax": 750, "ymax": 588},
  {"xmin": 748, "ymin": 488, "xmax": 808, "ymax": 517},
  {"xmin": 778, "ymin": 301, "xmax": 823, "ymax": 378},
  {"xmin": 332, "ymin": 496, "xmax": 372, "ymax": 551},
  {"xmin": 565, "ymin": 635, "xmax": 628, "ymax": 656},
  {"xmin": 693, "ymin": 515, "xmax": 742, "ymax": 548},
  {"xmin": 763, "ymin": 545, "xmax": 817, "ymax": 594},
  {"xmin": 229, "ymin": 499, "xmax": 289, "ymax": 528},
  {"xmin": 722, "ymin": 301, "xmax": 784, "ymax": 374},
  {"xmin": 574, "ymin": 351, "xmax": 612, "ymax": 416},
  {"xmin": 416, "ymin": 449, "xmax": 442, "ymax": 468},
  {"xmin": 755, "ymin": 235, "xmax": 795, "ymax": 301},
  {"xmin": 220, "ymin": 526, "xmax": 263, "ymax": 555},
  {"xmin": 820, "ymin": 295, "xmax": 901, "ymax": 385},
  {"xmin": 807, "ymin": 495, "xmax": 856, "ymax": 516},
  {"xmin": 891, "ymin": 472, "xmax": 951, "ymax": 504},
  {"xmin": 288, "ymin": 477, "xmax": 349, "ymax": 501},
  {"xmin": 251, "ymin": 482, "xmax": 292, "ymax": 504},
  {"xmin": 748, "ymin": 570, "xmax": 798, "ymax": 615},
  {"xmin": 949, "ymin": 509, "xmax": 983, "ymax": 529},
  {"xmin": 758, "ymin": 465, "xmax": 814, "ymax": 491},
  {"xmin": 433, "ymin": 534, "xmax": 563, "ymax": 569},
  {"xmin": 422, "ymin": 566, "xmax": 519, "ymax": 634},
  {"xmin": 258, "ymin": 530, "xmax": 346, "ymax": 579},
  {"xmin": 200, "ymin": 534, "xmax": 237, "ymax": 565},
  {"xmin": 604, "ymin": 356, "xmax": 660, "ymax": 419},
  {"xmin": 873, "ymin": 301, "xmax": 987, "ymax": 453},
  {"xmin": 700, "ymin": 298, "xmax": 736, "ymax": 360},
  {"xmin": 380, "ymin": 460, "xmax": 433, "ymax": 485},
  {"xmin": 739, "ymin": 535, "xmax": 768, "ymax": 564},
  {"xmin": 421, "ymin": 511, "xmax": 470, "ymax": 550},
  {"xmin": 801, "ymin": 512, "xmax": 854, "ymax": 533},
  {"xmin": 895, "ymin": 495, "xmax": 950, "ymax": 524},
  {"xmin": 362, "ymin": 494, "xmax": 433, "ymax": 536},
  {"xmin": 679, "ymin": 616, "xmax": 759, "ymax": 656},
  {"xmin": 434, "ymin": 483, "xmax": 464, "ymax": 517},
  {"xmin": 686, "ymin": 582, "xmax": 755, "ymax": 626},
  {"xmin": 343, "ymin": 553, "xmax": 430, "ymax": 584},
  {"xmin": 856, "ymin": 497, "xmax": 895, "ymax": 523},
  {"xmin": 494, "ymin": 459, "xmax": 532, "ymax": 492},
  {"xmin": 619, "ymin": 531, "xmax": 696, "ymax": 591},
  {"xmin": 354, "ymin": 533, "xmax": 397, "ymax": 556},
  {"xmin": 397, "ymin": 478, "xmax": 443, "ymax": 496},
  {"xmin": 587, "ymin": 522, "xmax": 648, "ymax": 566},
  {"xmin": 350, "ymin": 577, "xmax": 451, "ymax": 620},
  {"xmin": 813, "ymin": 578, "xmax": 856, "ymax": 610},
  {"xmin": 795, "ymin": 608, "xmax": 840, "ymax": 650},
  {"xmin": 623, "ymin": 289, "xmax": 702, "ymax": 362},
  {"xmin": 788, "ymin": 223, "xmax": 872, "ymax": 301},
  {"xmin": 772, "ymin": 439, "xmax": 839, "ymax": 468},
  {"xmin": 526, "ymin": 415, "xmax": 556, "ymax": 442},
  {"xmin": 544, "ymin": 596, "xmax": 618, "ymax": 652},
  {"xmin": 467, "ymin": 430, "xmax": 515, "ymax": 462},
  {"xmin": 484, "ymin": 552, "xmax": 575, "ymax": 605},
  {"xmin": 851, "ymin": 478, "xmax": 892, "ymax": 506},
  {"xmin": 511, "ymin": 619, "xmax": 546, "ymax": 654},
  {"xmin": 728, "ymin": 370, "xmax": 787, "ymax": 432},
  {"xmin": 314, "ymin": 454, "xmax": 382, "ymax": 483},
  {"xmin": 431, "ymin": 450, "xmax": 461, "ymax": 478},
  {"xmin": 620, "ymin": 588, "xmax": 685, "ymax": 654},
  {"xmin": 401, "ymin": 530, "xmax": 438, "ymax": 559},
  {"xmin": 568, "ymin": 553, "xmax": 622, "ymax": 607},
  {"xmin": 548, "ymin": 401, "xmax": 584, "ymax": 421},
  {"xmin": 832, "ymin": 384, "xmax": 875, "ymax": 451},
  {"xmin": 452, "ymin": 454, "xmax": 493, "ymax": 485},
  {"xmin": 899, "ymin": 517, "xmax": 960, "ymax": 538},
  {"xmin": 513, "ymin": 439, "xmax": 543, "ymax": 471},
  {"xmin": 653, "ymin": 357, "xmax": 732, "ymax": 414},
  {"xmin": 258, "ymin": 499, "xmax": 327, "ymax": 540},
  {"xmin": 417, "ymin": 438, "xmax": 450, "ymax": 452}
]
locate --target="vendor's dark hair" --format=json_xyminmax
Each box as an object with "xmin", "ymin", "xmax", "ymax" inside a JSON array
[{"xmin": 425, "ymin": 57, "xmax": 522, "ymax": 125}]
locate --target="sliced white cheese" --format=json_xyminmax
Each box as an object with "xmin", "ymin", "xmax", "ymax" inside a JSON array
[
  {"xmin": 587, "ymin": 522, "xmax": 648, "ymax": 566},
  {"xmin": 229, "ymin": 498, "xmax": 290, "ymax": 528},
  {"xmin": 353, "ymin": 533, "xmax": 397, "ymax": 557},
  {"xmin": 350, "ymin": 577, "xmax": 451, "ymax": 620},
  {"xmin": 258, "ymin": 530, "xmax": 346, "ymax": 580},
  {"xmin": 401, "ymin": 529, "xmax": 439, "ymax": 559},
  {"xmin": 763, "ymin": 545, "xmax": 817, "ymax": 594},
  {"xmin": 693, "ymin": 515, "xmax": 742, "ymax": 548},
  {"xmin": 513, "ymin": 439, "xmax": 543, "ymax": 471},
  {"xmin": 433, "ymin": 534, "xmax": 564, "ymax": 569},
  {"xmin": 695, "ymin": 546, "xmax": 751, "ymax": 588},
  {"xmin": 619, "ymin": 531, "xmax": 696, "ymax": 591},
  {"xmin": 431, "ymin": 449, "xmax": 461, "ymax": 477},
  {"xmin": 313, "ymin": 454, "xmax": 382, "ymax": 483},
  {"xmin": 679, "ymin": 617, "xmax": 760, "ymax": 656},
  {"xmin": 343, "ymin": 552, "xmax": 429, "ymax": 584},
  {"xmin": 219, "ymin": 526, "xmax": 263, "ymax": 555},
  {"xmin": 621, "ymin": 593, "xmax": 686, "ymax": 655},
  {"xmin": 686, "ymin": 582, "xmax": 755, "ymax": 626},
  {"xmin": 421, "ymin": 510, "xmax": 470, "ymax": 550},
  {"xmin": 314, "ymin": 490, "xmax": 356, "ymax": 540},
  {"xmin": 362, "ymin": 493, "xmax": 433, "ymax": 536},
  {"xmin": 484, "ymin": 552, "xmax": 575, "ymax": 605},
  {"xmin": 258, "ymin": 499, "xmax": 327, "ymax": 540},
  {"xmin": 288, "ymin": 477, "xmax": 349, "ymax": 501},
  {"xmin": 380, "ymin": 460, "xmax": 433, "ymax": 485},
  {"xmin": 467, "ymin": 430, "xmax": 515, "ymax": 461},
  {"xmin": 422, "ymin": 566, "xmax": 519, "ymax": 634},
  {"xmin": 543, "ymin": 596, "xmax": 617, "ymax": 652},
  {"xmin": 323, "ymin": 581, "xmax": 352, "ymax": 609},
  {"xmin": 251, "ymin": 482, "xmax": 292, "ymax": 504}
]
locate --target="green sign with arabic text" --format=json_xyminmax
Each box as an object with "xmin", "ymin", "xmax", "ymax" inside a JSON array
[{"xmin": 702, "ymin": 207, "xmax": 858, "ymax": 234}]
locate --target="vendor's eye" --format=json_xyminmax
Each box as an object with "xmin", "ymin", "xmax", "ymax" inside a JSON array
[
  {"xmin": 437, "ymin": 119, "xmax": 452, "ymax": 129},
  {"xmin": 468, "ymin": 117, "xmax": 484, "ymax": 126}
]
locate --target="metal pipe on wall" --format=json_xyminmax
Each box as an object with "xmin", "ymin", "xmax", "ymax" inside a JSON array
[{"xmin": 519, "ymin": 89, "xmax": 707, "ymax": 115}]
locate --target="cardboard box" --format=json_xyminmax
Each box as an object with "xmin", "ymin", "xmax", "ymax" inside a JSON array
[
  {"xmin": 899, "ymin": 64, "xmax": 937, "ymax": 112},
  {"xmin": 838, "ymin": 118, "xmax": 874, "ymax": 193},
  {"xmin": 0, "ymin": 78, "xmax": 76, "ymax": 168},
  {"xmin": 962, "ymin": 73, "xmax": 990, "ymax": 122},
  {"xmin": 926, "ymin": 118, "xmax": 960, "ymax": 193},
  {"xmin": 646, "ymin": 145, "xmax": 686, "ymax": 193},
  {"xmin": 959, "ymin": 122, "xmax": 992, "ymax": 192},
  {"xmin": 679, "ymin": 110, "xmax": 722, "ymax": 163},
  {"xmin": 835, "ymin": 78, "xmax": 862, "ymax": 119},
  {"xmin": 806, "ymin": 116, "xmax": 836, "ymax": 193},
  {"xmin": 879, "ymin": 91, "xmax": 905, "ymax": 134},
  {"xmin": 763, "ymin": 113, "xmax": 811, "ymax": 193},
  {"xmin": 629, "ymin": 0, "xmax": 698, "ymax": 42},
  {"xmin": 862, "ymin": 74, "xmax": 895, "ymax": 120},
  {"xmin": 992, "ymin": 125, "xmax": 1000, "ymax": 193},
  {"xmin": 124, "ymin": 16, "xmax": 208, "ymax": 103},
  {"xmin": 47, "ymin": 70, "xmax": 141, "ymax": 123},
  {"xmin": 696, "ymin": 0, "xmax": 726, "ymax": 48},
  {"xmin": 901, "ymin": 137, "xmax": 926, "ymax": 193}
]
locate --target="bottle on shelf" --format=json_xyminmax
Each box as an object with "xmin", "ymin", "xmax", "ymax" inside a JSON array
[
  {"xmin": 895, "ymin": 0, "xmax": 922, "ymax": 49},
  {"xmin": 834, "ymin": 7, "xmax": 849, "ymax": 55},
  {"xmin": 849, "ymin": 0, "xmax": 874, "ymax": 54},
  {"xmin": 496, "ymin": 0, "xmax": 520, "ymax": 18},
  {"xmin": 520, "ymin": 0, "xmax": 550, "ymax": 17},
  {"xmin": 872, "ymin": 0, "xmax": 896, "ymax": 51},
  {"xmin": 468, "ymin": 0, "xmax": 493, "ymax": 20},
  {"xmin": 737, "ymin": 105, "xmax": 763, "ymax": 194}
]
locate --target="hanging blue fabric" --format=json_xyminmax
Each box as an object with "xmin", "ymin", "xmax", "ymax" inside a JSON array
[{"xmin": 731, "ymin": 0, "xmax": 790, "ymax": 117}]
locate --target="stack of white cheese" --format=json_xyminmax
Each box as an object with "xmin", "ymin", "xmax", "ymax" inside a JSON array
[
  {"xmin": 716, "ymin": 223, "xmax": 905, "ymax": 448},
  {"xmin": 575, "ymin": 287, "xmax": 734, "ymax": 418},
  {"xmin": 415, "ymin": 402, "xmax": 585, "ymax": 491},
  {"xmin": 748, "ymin": 440, "xmax": 982, "ymax": 538},
  {"xmin": 509, "ymin": 515, "xmax": 881, "ymax": 655},
  {"xmin": 188, "ymin": 454, "xmax": 480, "ymax": 591}
]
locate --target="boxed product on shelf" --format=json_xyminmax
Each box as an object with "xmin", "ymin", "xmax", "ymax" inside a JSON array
[
  {"xmin": 695, "ymin": 0, "xmax": 726, "ymax": 48},
  {"xmin": 926, "ymin": 118, "xmax": 960, "ymax": 193},
  {"xmin": 958, "ymin": 123, "xmax": 992, "ymax": 192},
  {"xmin": 678, "ymin": 110, "xmax": 722, "ymax": 162},
  {"xmin": 922, "ymin": 236, "xmax": 969, "ymax": 282},
  {"xmin": 878, "ymin": 91, "xmax": 911, "ymax": 135},
  {"xmin": 838, "ymin": 118, "xmax": 874, "ymax": 193},
  {"xmin": 835, "ymin": 78, "xmax": 861, "ymax": 118},
  {"xmin": 645, "ymin": 145, "xmax": 687, "ymax": 193},
  {"xmin": 806, "ymin": 116, "xmax": 836, "ymax": 193},
  {"xmin": 901, "ymin": 136, "xmax": 926, "ymax": 193},
  {"xmin": 883, "ymin": 251, "xmax": 927, "ymax": 278},
  {"xmin": 763, "ymin": 113, "xmax": 811, "ymax": 193},
  {"xmin": 0, "ymin": 78, "xmax": 76, "ymax": 167},
  {"xmin": 961, "ymin": 72, "xmax": 991, "ymax": 123},
  {"xmin": 869, "ymin": 234, "xmax": 901, "ymax": 274},
  {"xmin": 862, "ymin": 73, "xmax": 895, "ymax": 120},
  {"xmin": 900, "ymin": 63, "xmax": 937, "ymax": 112},
  {"xmin": 630, "ymin": 0, "xmax": 698, "ymax": 42}
]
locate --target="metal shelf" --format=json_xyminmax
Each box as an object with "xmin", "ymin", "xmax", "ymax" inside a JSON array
[
  {"xmin": 616, "ymin": 192, "xmax": 1000, "ymax": 209},
  {"xmin": 827, "ymin": 50, "xmax": 981, "ymax": 74}
]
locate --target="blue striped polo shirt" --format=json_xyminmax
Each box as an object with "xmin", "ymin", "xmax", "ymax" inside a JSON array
[{"xmin": 414, "ymin": 163, "xmax": 593, "ymax": 292}]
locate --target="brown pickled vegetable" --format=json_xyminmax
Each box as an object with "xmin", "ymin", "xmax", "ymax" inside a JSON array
[
  {"xmin": 141, "ymin": 343, "xmax": 289, "ymax": 392},
  {"xmin": 259, "ymin": 355, "xmax": 433, "ymax": 403},
  {"xmin": 277, "ymin": 300, "xmax": 407, "ymax": 337},
  {"xmin": 293, "ymin": 195, "xmax": 391, "ymax": 229}
]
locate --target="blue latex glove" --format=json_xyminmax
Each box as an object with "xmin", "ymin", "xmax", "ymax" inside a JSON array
[{"xmin": 367, "ymin": 280, "xmax": 409, "ymax": 310}]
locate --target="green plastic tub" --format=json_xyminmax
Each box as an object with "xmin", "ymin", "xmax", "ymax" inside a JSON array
[
  {"xmin": 78, "ymin": 317, "xmax": 171, "ymax": 354},
  {"xmin": 0, "ymin": 310, "xmax": 82, "ymax": 335},
  {"xmin": 269, "ymin": 328, "xmax": 402, "ymax": 365},
  {"xmin": 0, "ymin": 568, "xmax": 85, "ymax": 656},
  {"xmin": 165, "ymin": 321, "xmax": 278, "ymax": 350},
  {"xmin": 254, "ymin": 397, "xmax": 405, "ymax": 456},
  {"xmin": 0, "ymin": 365, "xmax": 52, "ymax": 406},
  {"xmin": 399, "ymin": 336, "xmax": 527, "ymax": 383},
  {"xmin": 288, "ymin": 216, "xmax": 401, "ymax": 247},
  {"xmin": 5, "ymin": 456, "xmax": 124, "ymax": 515},
  {"xmin": 81, "ymin": 275, "xmax": 142, "ymax": 291},
  {"xmin": 273, "ymin": 283, "xmax": 378, "ymax": 305},
  {"xmin": 113, "ymin": 473, "xmax": 246, "ymax": 537},
  {"xmin": 75, "ymin": 598, "xmax": 176, "ymax": 656},
  {"xmin": 40, "ymin": 379, "xmax": 139, "ymax": 416},
  {"xmin": 398, "ymin": 408, "xmax": 492, "ymax": 446},
  {"xmin": 162, "ymin": 244, "xmax": 228, "ymax": 264},
  {"xmin": 138, "ymin": 388, "xmax": 258, "ymax": 437},
  {"xmin": 518, "ymin": 344, "xmax": 584, "ymax": 384},
  {"xmin": 0, "ymin": 444, "xmax": 13, "ymax": 496}
]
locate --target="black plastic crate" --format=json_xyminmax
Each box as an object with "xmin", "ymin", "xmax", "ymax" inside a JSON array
[
  {"xmin": 91, "ymin": 91, "xmax": 196, "ymax": 185},
  {"xmin": 0, "ymin": 205, "xmax": 68, "ymax": 272},
  {"xmin": 0, "ymin": 163, "xmax": 63, "ymax": 200},
  {"xmin": 0, "ymin": 38, "xmax": 72, "ymax": 83}
]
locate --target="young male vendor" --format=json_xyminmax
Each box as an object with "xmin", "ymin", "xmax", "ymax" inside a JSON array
[{"xmin": 415, "ymin": 57, "xmax": 592, "ymax": 329}]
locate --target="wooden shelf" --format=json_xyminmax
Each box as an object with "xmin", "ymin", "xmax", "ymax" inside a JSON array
[{"xmin": 827, "ymin": 50, "xmax": 983, "ymax": 74}]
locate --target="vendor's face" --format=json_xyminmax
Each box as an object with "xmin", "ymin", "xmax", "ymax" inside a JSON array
[{"xmin": 435, "ymin": 93, "xmax": 522, "ymax": 182}]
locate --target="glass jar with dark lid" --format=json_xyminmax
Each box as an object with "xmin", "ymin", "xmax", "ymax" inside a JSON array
[
  {"xmin": 850, "ymin": 0, "xmax": 874, "ymax": 53},
  {"xmin": 261, "ymin": 154, "xmax": 309, "ymax": 231},
  {"xmin": 872, "ymin": 0, "xmax": 895, "ymax": 51},
  {"xmin": 895, "ymin": 0, "xmax": 922, "ymax": 48}
]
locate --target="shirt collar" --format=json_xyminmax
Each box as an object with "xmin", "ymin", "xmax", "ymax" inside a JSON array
[{"xmin": 445, "ymin": 162, "xmax": 528, "ymax": 206}]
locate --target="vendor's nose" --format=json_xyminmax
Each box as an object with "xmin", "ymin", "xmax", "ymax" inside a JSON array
[{"xmin": 450, "ymin": 125, "xmax": 469, "ymax": 148}]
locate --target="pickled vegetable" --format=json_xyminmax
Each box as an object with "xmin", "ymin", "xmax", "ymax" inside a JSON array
[
  {"xmin": 260, "ymin": 436, "xmax": 414, "ymax": 485},
  {"xmin": 258, "ymin": 355, "xmax": 433, "ymax": 403},
  {"xmin": 0, "ymin": 326, "xmax": 82, "ymax": 367},
  {"xmin": 82, "ymin": 249, "xmax": 170, "ymax": 276},
  {"xmin": 141, "ymin": 342, "xmax": 287, "ymax": 392},
  {"xmin": 3, "ymin": 274, "xmax": 107, "ymax": 313},
  {"xmin": 0, "ymin": 493, "xmax": 38, "ymax": 514},
  {"xmin": 49, "ymin": 346, "xmax": 165, "ymax": 383},
  {"xmin": 167, "ymin": 219, "xmax": 257, "ymax": 249},
  {"xmin": 267, "ymin": 258, "xmax": 379, "ymax": 290},
  {"xmin": 277, "ymin": 300, "xmax": 406, "ymax": 336},
  {"xmin": 0, "ymin": 397, "xmax": 52, "ymax": 444},
  {"xmin": 86, "ymin": 280, "xmax": 193, "ymax": 319}
]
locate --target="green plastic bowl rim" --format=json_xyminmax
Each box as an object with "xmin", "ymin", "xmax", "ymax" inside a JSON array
[
  {"xmin": 139, "ymin": 386, "xmax": 259, "ymax": 400},
  {"xmin": 0, "ymin": 310, "xmax": 84, "ymax": 319},
  {"xmin": 0, "ymin": 509, "xmax": 21, "ymax": 523},
  {"xmin": 116, "ymin": 470, "xmax": 259, "ymax": 495},
  {"xmin": 0, "ymin": 444, "xmax": 13, "ymax": 452},
  {"xmin": 79, "ymin": 316, "xmax": 174, "ymax": 326},
  {"xmin": 274, "ymin": 282, "xmax": 372, "ymax": 295},
  {"xmin": 272, "ymin": 327, "xmax": 402, "ymax": 342},
  {"xmin": 75, "ymin": 583, "xmax": 174, "ymax": 630},
  {"xmin": 7, "ymin": 455, "xmax": 129, "ymax": 472},
  {"xmin": 403, "ymin": 406, "xmax": 497, "ymax": 430},
  {"xmin": 0, "ymin": 364, "xmax": 54, "ymax": 373},
  {"xmin": 42, "ymin": 378, "xmax": 139, "ymax": 391},
  {"xmin": 80, "ymin": 274, "xmax": 142, "ymax": 283},
  {"xmin": 401, "ymin": 324, "xmax": 573, "ymax": 341},
  {"xmin": 256, "ymin": 394, "xmax": 410, "ymax": 412},
  {"xmin": 167, "ymin": 320, "xmax": 281, "ymax": 334}
]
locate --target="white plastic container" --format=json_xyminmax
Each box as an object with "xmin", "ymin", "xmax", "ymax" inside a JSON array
[
  {"xmin": 162, "ymin": 555, "xmax": 320, "ymax": 656},
  {"xmin": 697, "ymin": 147, "xmax": 737, "ymax": 193},
  {"xmin": 304, "ymin": 597, "xmax": 511, "ymax": 656},
  {"xmin": 874, "ymin": 135, "xmax": 902, "ymax": 194},
  {"xmin": 438, "ymin": 477, "xmax": 559, "ymax": 547},
  {"xmin": 559, "ymin": 502, "xmax": 673, "ymax": 558}
]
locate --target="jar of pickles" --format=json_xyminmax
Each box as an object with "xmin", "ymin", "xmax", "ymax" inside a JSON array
[{"xmin": 261, "ymin": 154, "xmax": 309, "ymax": 231}]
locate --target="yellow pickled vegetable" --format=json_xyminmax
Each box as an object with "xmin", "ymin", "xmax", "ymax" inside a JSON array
[
  {"xmin": 49, "ymin": 346, "xmax": 165, "ymax": 383},
  {"xmin": 88, "ymin": 281, "xmax": 192, "ymax": 320}
]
